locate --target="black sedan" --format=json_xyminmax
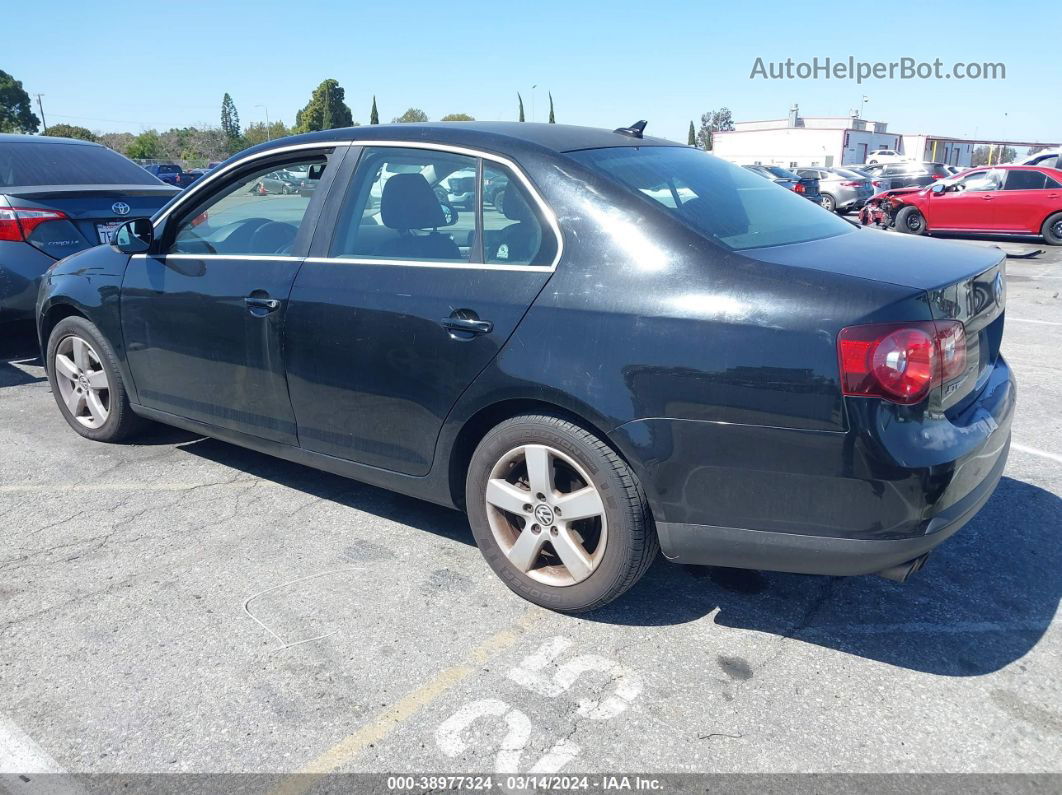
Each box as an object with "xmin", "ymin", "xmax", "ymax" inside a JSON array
[
  {"xmin": 862, "ymin": 161, "xmax": 951, "ymax": 191},
  {"xmin": 36, "ymin": 122, "xmax": 1014, "ymax": 612}
]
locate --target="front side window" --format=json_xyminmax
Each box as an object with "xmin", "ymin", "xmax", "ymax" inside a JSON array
[
  {"xmin": 169, "ymin": 156, "xmax": 326, "ymax": 256},
  {"xmin": 570, "ymin": 146, "xmax": 853, "ymax": 251},
  {"xmin": 957, "ymin": 169, "xmax": 1003, "ymax": 192},
  {"xmin": 330, "ymin": 147, "xmax": 555, "ymax": 266}
]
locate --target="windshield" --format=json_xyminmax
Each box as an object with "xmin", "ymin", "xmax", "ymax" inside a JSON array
[
  {"xmin": 570, "ymin": 146, "xmax": 853, "ymax": 251},
  {"xmin": 0, "ymin": 142, "xmax": 162, "ymax": 187}
]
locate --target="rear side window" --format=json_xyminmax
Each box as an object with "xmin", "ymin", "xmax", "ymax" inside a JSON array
[
  {"xmin": 0, "ymin": 142, "xmax": 161, "ymax": 187},
  {"xmin": 570, "ymin": 146, "xmax": 853, "ymax": 251},
  {"xmin": 1003, "ymin": 170, "xmax": 1048, "ymax": 190},
  {"xmin": 330, "ymin": 147, "xmax": 556, "ymax": 266}
]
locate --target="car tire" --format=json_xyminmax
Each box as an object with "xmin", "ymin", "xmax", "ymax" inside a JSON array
[
  {"xmin": 895, "ymin": 206, "xmax": 927, "ymax": 235},
  {"xmin": 466, "ymin": 414, "xmax": 658, "ymax": 613},
  {"xmin": 821, "ymin": 193, "xmax": 837, "ymax": 213},
  {"xmin": 1041, "ymin": 212, "xmax": 1062, "ymax": 245},
  {"xmin": 868, "ymin": 159, "xmax": 879, "ymax": 165},
  {"xmin": 46, "ymin": 316, "xmax": 147, "ymax": 443}
]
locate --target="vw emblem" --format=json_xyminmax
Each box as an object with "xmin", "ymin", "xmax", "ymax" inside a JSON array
[
  {"xmin": 993, "ymin": 272, "xmax": 1005, "ymax": 307},
  {"xmin": 112, "ymin": 201, "xmax": 131, "ymax": 216},
  {"xmin": 533, "ymin": 504, "xmax": 555, "ymax": 527}
]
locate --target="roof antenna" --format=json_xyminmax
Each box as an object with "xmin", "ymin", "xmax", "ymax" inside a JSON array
[{"xmin": 613, "ymin": 120, "xmax": 647, "ymax": 139}]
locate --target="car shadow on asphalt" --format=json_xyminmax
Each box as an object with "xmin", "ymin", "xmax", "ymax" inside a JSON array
[
  {"xmin": 0, "ymin": 321, "xmax": 45, "ymax": 388},
  {"xmin": 593, "ymin": 476, "xmax": 1061, "ymax": 677},
  {"xmin": 176, "ymin": 435, "xmax": 475, "ymax": 549},
  {"xmin": 167, "ymin": 429, "xmax": 1061, "ymax": 677}
]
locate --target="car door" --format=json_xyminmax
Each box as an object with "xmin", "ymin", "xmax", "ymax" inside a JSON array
[
  {"xmin": 993, "ymin": 169, "xmax": 1060, "ymax": 233},
  {"xmin": 120, "ymin": 145, "xmax": 344, "ymax": 444},
  {"xmin": 928, "ymin": 168, "xmax": 1003, "ymax": 230},
  {"xmin": 284, "ymin": 144, "xmax": 559, "ymax": 476}
]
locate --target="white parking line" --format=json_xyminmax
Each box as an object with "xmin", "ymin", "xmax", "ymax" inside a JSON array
[
  {"xmin": 1008, "ymin": 317, "xmax": 1062, "ymax": 327},
  {"xmin": 1012, "ymin": 443, "xmax": 1062, "ymax": 465},
  {"xmin": 0, "ymin": 713, "xmax": 64, "ymax": 775}
]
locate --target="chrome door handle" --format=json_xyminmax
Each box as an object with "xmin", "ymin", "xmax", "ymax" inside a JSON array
[
  {"xmin": 441, "ymin": 317, "xmax": 493, "ymax": 335},
  {"xmin": 245, "ymin": 296, "xmax": 280, "ymax": 312}
]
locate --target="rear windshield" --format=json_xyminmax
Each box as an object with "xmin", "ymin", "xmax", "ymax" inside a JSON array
[
  {"xmin": 0, "ymin": 142, "xmax": 161, "ymax": 187},
  {"xmin": 570, "ymin": 146, "xmax": 853, "ymax": 251},
  {"xmin": 765, "ymin": 166, "xmax": 799, "ymax": 179},
  {"xmin": 833, "ymin": 168, "xmax": 866, "ymax": 179}
]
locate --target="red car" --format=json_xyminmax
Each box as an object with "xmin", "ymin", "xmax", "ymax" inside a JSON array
[{"xmin": 859, "ymin": 164, "xmax": 1062, "ymax": 245}]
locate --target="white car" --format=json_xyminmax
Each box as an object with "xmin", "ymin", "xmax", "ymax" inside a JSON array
[
  {"xmin": 866, "ymin": 149, "xmax": 907, "ymax": 165},
  {"xmin": 1016, "ymin": 148, "xmax": 1060, "ymax": 169}
]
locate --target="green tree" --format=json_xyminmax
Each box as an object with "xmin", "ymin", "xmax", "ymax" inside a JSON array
[
  {"xmin": 440, "ymin": 113, "xmax": 474, "ymax": 121},
  {"xmin": 220, "ymin": 93, "xmax": 241, "ymax": 148},
  {"xmin": 392, "ymin": 108, "xmax": 428, "ymax": 123},
  {"xmin": 688, "ymin": 120, "xmax": 696, "ymax": 146},
  {"xmin": 370, "ymin": 96, "xmax": 379, "ymax": 125},
  {"xmin": 98, "ymin": 132, "xmax": 134, "ymax": 154},
  {"xmin": 517, "ymin": 93, "xmax": 525, "ymax": 122},
  {"xmin": 242, "ymin": 120, "xmax": 293, "ymax": 147},
  {"xmin": 971, "ymin": 145, "xmax": 1017, "ymax": 166},
  {"xmin": 548, "ymin": 92, "xmax": 555, "ymax": 124},
  {"xmin": 0, "ymin": 69, "xmax": 39, "ymax": 133},
  {"xmin": 43, "ymin": 123, "xmax": 97, "ymax": 142},
  {"xmin": 696, "ymin": 107, "xmax": 734, "ymax": 151},
  {"xmin": 295, "ymin": 79, "xmax": 354, "ymax": 133},
  {"xmin": 126, "ymin": 130, "xmax": 162, "ymax": 160}
]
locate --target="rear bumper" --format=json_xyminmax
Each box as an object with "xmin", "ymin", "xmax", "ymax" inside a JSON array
[
  {"xmin": 656, "ymin": 433, "xmax": 1008, "ymax": 575},
  {"xmin": 0, "ymin": 242, "xmax": 55, "ymax": 322},
  {"xmin": 611, "ymin": 355, "xmax": 1015, "ymax": 575}
]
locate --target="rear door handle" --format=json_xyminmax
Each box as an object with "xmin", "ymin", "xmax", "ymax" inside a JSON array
[
  {"xmin": 245, "ymin": 296, "xmax": 280, "ymax": 313},
  {"xmin": 441, "ymin": 317, "xmax": 493, "ymax": 335}
]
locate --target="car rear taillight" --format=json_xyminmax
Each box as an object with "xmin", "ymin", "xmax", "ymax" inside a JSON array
[
  {"xmin": 840, "ymin": 181, "xmax": 861, "ymax": 187},
  {"xmin": 872, "ymin": 180, "xmax": 882, "ymax": 187},
  {"xmin": 0, "ymin": 207, "xmax": 71, "ymax": 242},
  {"xmin": 794, "ymin": 183, "xmax": 806, "ymax": 194},
  {"xmin": 838, "ymin": 321, "xmax": 967, "ymax": 404}
]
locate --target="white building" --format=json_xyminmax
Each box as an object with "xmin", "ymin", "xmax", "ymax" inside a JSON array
[{"xmin": 712, "ymin": 105, "xmax": 979, "ymax": 168}]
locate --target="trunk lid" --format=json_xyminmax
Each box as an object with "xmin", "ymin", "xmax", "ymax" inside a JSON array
[{"xmin": 1, "ymin": 185, "xmax": 178, "ymax": 257}]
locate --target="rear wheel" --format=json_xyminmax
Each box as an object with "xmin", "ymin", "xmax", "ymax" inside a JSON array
[
  {"xmin": 821, "ymin": 193, "xmax": 837, "ymax": 213},
  {"xmin": 47, "ymin": 316, "xmax": 146, "ymax": 443},
  {"xmin": 1042, "ymin": 212, "xmax": 1062, "ymax": 245},
  {"xmin": 466, "ymin": 414, "xmax": 657, "ymax": 613},
  {"xmin": 895, "ymin": 206, "xmax": 927, "ymax": 235}
]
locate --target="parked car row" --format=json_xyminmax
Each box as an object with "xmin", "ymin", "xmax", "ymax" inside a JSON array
[
  {"xmin": 859, "ymin": 164, "xmax": 1062, "ymax": 244},
  {"xmin": 742, "ymin": 165, "xmax": 823, "ymax": 205},
  {"xmin": 142, "ymin": 162, "xmax": 201, "ymax": 189}
]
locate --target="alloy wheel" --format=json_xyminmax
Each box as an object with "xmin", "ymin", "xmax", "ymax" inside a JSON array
[
  {"xmin": 1054, "ymin": 220, "xmax": 1062, "ymax": 239},
  {"xmin": 53, "ymin": 336, "xmax": 110, "ymax": 429},
  {"xmin": 484, "ymin": 444, "xmax": 607, "ymax": 586}
]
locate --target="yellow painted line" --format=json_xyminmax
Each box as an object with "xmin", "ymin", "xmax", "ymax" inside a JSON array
[{"xmin": 272, "ymin": 608, "xmax": 542, "ymax": 795}]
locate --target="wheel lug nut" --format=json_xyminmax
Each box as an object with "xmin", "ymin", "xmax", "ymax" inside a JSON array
[
  {"xmin": 536, "ymin": 493, "xmax": 545, "ymax": 501},
  {"xmin": 550, "ymin": 527, "xmax": 559, "ymax": 536},
  {"xmin": 523, "ymin": 504, "xmax": 532, "ymax": 513},
  {"xmin": 553, "ymin": 507, "xmax": 562, "ymax": 516},
  {"xmin": 531, "ymin": 524, "xmax": 540, "ymax": 534}
]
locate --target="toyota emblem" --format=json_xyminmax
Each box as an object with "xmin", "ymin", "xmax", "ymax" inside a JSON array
[{"xmin": 112, "ymin": 201, "xmax": 131, "ymax": 216}]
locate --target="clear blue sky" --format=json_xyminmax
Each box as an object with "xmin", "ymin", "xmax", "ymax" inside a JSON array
[{"xmin": 7, "ymin": 0, "xmax": 1058, "ymax": 149}]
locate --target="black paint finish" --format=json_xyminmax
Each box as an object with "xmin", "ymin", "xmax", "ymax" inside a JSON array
[{"xmin": 36, "ymin": 123, "xmax": 1016, "ymax": 576}]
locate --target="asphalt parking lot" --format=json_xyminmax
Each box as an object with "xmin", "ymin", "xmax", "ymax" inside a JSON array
[{"xmin": 1, "ymin": 234, "xmax": 1060, "ymax": 781}]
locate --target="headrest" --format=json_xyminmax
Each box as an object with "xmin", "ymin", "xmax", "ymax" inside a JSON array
[
  {"xmin": 503, "ymin": 185, "xmax": 535, "ymax": 222},
  {"xmin": 380, "ymin": 173, "xmax": 447, "ymax": 230}
]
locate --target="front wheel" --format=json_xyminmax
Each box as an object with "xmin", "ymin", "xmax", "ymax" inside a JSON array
[
  {"xmin": 1042, "ymin": 212, "xmax": 1062, "ymax": 245},
  {"xmin": 895, "ymin": 206, "xmax": 927, "ymax": 235},
  {"xmin": 466, "ymin": 414, "xmax": 657, "ymax": 613},
  {"xmin": 46, "ymin": 316, "xmax": 147, "ymax": 442}
]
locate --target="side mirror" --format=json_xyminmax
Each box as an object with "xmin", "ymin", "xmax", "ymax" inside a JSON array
[
  {"xmin": 112, "ymin": 218, "xmax": 153, "ymax": 253},
  {"xmin": 930, "ymin": 183, "xmax": 946, "ymax": 195}
]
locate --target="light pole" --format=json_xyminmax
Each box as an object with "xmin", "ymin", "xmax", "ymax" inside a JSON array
[{"xmin": 255, "ymin": 104, "xmax": 271, "ymax": 140}]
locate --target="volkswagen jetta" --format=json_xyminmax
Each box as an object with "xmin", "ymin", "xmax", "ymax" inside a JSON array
[{"xmin": 36, "ymin": 122, "xmax": 1015, "ymax": 612}]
